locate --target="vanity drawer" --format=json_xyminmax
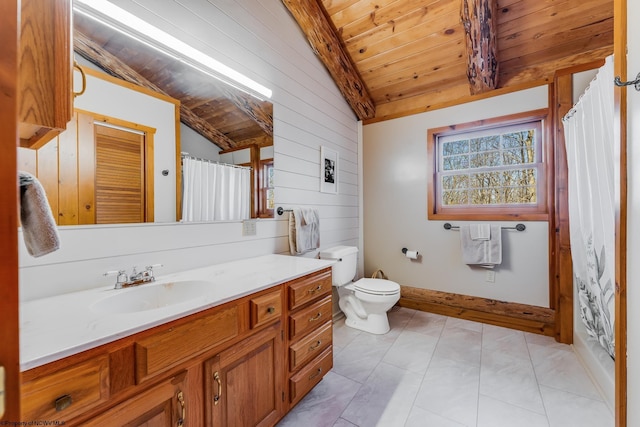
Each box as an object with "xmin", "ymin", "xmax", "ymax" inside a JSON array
[
  {"xmin": 136, "ymin": 305, "xmax": 238, "ymax": 382},
  {"xmin": 250, "ymin": 289, "xmax": 282, "ymax": 329},
  {"xmin": 289, "ymin": 295, "xmax": 332, "ymax": 340},
  {"xmin": 287, "ymin": 268, "xmax": 332, "ymax": 311},
  {"xmin": 289, "ymin": 321, "xmax": 332, "ymax": 372},
  {"xmin": 289, "ymin": 346, "xmax": 333, "ymax": 406},
  {"xmin": 21, "ymin": 354, "xmax": 110, "ymax": 421}
]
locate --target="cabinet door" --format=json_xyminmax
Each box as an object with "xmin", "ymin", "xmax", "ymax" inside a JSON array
[
  {"xmin": 82, "ymin": 371, "xmax": 189, "ymax": 427},
  {"xmin": 19, "ymin": 0, "xmax": 73, "ymax": 148},
  {"xmin": 205, "ymin": 323, "xmax": 284, "ymax": 427}
]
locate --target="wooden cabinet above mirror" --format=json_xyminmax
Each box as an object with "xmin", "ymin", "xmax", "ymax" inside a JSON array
[{"xmin": 19, "ymin": 0, "xmax": 73, "ymax": 149}]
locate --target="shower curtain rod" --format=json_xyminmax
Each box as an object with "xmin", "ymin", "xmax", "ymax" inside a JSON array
[{"xmin": 180, "ymin": 153, "xmax": 252, "ymax": 170}]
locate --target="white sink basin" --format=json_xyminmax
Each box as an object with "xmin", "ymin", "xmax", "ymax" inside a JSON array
[{"xmin": 92, "ymin": 280, "xmax": 214, "ymax": 314}]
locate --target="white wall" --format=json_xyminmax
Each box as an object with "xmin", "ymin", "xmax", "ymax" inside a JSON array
[
  {"xmin": 180, "ymin": 124, "xmax": 221, "ymax": 161},
  {"xmin": 19, "ymin": 0, "xmax": 359, "ymax": 301},
  {"xmin": 626, "ymin": 0, "xmax": 640, "ymax": 422},
  {"xmin": 363, "ymin": 87, "xmax": 550, "ymax": 307}
]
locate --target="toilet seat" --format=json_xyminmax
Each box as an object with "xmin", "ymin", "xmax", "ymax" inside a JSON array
[{"xmin": 353, "ymin": 278, "xmax": 400, "ymax": 296}]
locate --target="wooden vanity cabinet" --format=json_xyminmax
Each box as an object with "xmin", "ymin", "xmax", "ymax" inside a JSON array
[
  {"xmin": 20, "ymin": 354, "xmax": 110, "ymax": 421},
  {"xmin": 80, "ymin": 370, "xmax": 191, "ymax": 427},
  {"xmin": 205, "ymin": 323, "xmax": 283, "ymax": 427},
  {"xmin": 285, "ymin": 268, "xmax": 333, "ymax": 407},
  {"xmin": 20, "ymin": 270, "xmax": 332, "ymax": 426},
  {"xmin": 19, "ymin": 0, "xmax": 74, "ymax": 148}
]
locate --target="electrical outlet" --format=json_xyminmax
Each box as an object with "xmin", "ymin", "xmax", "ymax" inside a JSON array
[
  {"xmin": 242, "ymin": 220, "xmax": 257, "ymax": 236},
  {"xmin": 485, "ymin": 270, "xmax": 495, "ymax": 283}
]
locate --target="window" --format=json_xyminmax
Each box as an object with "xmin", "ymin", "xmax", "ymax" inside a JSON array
[
  {"xmin": 427, "ymin": 110, "xmax": 549, "ymax": 220},
  {"xmin": 258, "ymin": 159, "xmax": 274, "ymax": 217}
]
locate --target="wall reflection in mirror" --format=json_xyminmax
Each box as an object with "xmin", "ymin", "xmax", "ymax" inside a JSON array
[{"xmin": 17, "ymin": 4, "xmax": 274, "ymax": 226}]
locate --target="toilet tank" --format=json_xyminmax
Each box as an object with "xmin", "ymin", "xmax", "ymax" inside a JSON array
[{"xmin": 319, "ymin": 246, "xmax": 358, "ymax": 286}]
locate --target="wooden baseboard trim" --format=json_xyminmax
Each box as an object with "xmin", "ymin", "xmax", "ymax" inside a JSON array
[{"xmin": 399, "ymin": 286, "xmax": 556, "ymax": 337}]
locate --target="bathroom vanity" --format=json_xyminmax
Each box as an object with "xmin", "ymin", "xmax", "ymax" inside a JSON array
[{"xmin": 19, "ymin": 255, "xmax": 334, "ymax": 426}]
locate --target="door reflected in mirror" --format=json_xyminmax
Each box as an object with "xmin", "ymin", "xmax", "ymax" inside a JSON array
[{"xmin": 25, "ymin": 7, "xmax": 276, "ymax": 226}]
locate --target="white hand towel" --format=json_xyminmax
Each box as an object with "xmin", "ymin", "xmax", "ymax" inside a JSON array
[
  {"xmin": 288, "ymin": 208, "xmax": 320, "ymax": 255},
  {"xmin": 19, "ymin": 172, "xmax": 61, "ymax": 257},
  {"xmin": 470, "ymin": 224, "xmax": 491, "ymax": 240},
  {"xmin": 460, "ymin": 225, "xmax": 501, "ymax": 268}
]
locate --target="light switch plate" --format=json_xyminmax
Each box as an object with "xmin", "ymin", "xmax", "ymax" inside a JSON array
[
  {"xmin": 485, "ymin": 270, "xmax": 495, "ymax": 283},
  {"xmin": 242, "ymin": 220, "xmax": 257, "ymax": 236}
]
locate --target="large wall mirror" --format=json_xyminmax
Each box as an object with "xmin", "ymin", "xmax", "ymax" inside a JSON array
[{"xmin": 18, "ymin": 4, "xmax": 274, "ymax": 225}]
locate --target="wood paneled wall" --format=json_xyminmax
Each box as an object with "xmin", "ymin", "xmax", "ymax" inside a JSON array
[{"xmin": 18, "ymin": 111, "xmax": 155, "ymax": 225}]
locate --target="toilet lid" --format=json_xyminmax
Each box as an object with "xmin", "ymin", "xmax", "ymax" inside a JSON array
[{"xmin": 353, "ymin": 278, "xmax": 400, "ymax": 296}]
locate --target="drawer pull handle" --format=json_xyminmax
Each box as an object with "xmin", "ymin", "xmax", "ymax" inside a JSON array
[
  {"xmin": 54, "ymin": 394, "xmax": 73, "ymax": 412},
  {"xmin": 73, "ymin": 62, "xmax": 87, "ymax": 98},
  {"xmin": 309, "ymin": 340, "xmax": 322, "ymax": 351},
  {"xmin": 267, "ymin": 306, "xmax": 276, "ymax": 314},
  {"xmin": 308, "ymin": 285, "xmax": 323, "ymax": 294},
  {"xmin": 309, "ymin": 312, "xmax": 322, "ymax": 322},
  {"xmin": 213, "ymin": 371, "xmax": 222, "ymax": 405},
  {"xmin": 177, "ymin": 391, "xmax": 186, "ymax": 427},
  {"xmin": 309, "ymin": 367, "xmax": 323, "ymax": 380}
]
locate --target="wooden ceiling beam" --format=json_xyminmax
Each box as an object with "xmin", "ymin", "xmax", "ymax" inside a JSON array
[
  {"xmin": 73, "ymin": 31, "xmax": 235, "ymax": 150},
  {"xmin": 461, "ymin": 0, "xmax": 499, "ymax": 94},
  {"xmin": 222, "ymin": 90, "xmax": 273, "ymax": 138},
  {"xmin": 282, "ymin": 0, "xmax": 375, "ymax": 120}
]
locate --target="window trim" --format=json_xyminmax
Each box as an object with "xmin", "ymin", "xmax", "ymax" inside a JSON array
[{"xmin": 427, "ymin": 109, "xmax": 550, "ymax": 221}]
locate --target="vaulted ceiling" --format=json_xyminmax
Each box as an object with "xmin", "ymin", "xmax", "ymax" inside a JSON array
[
  {"xmin": 73, "ymin": 11, "xmax": 273, "ymax": 152},
  {"xmin": 283, "ymin": 0, "xmax": 614, "ymax": 123},
  {"xmin": 74, "ymin": 0, "xmax": 614, "ymax": 149}
]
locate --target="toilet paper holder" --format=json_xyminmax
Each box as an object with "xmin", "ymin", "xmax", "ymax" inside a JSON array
[{"xmin": 401, "ymin": 248, "xmax": 419, "ymax": 259}]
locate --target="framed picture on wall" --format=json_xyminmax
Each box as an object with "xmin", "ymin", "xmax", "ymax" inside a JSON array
[{"xmin": 320, "ymin": 146, "xmax": 338, "ymax": 194}]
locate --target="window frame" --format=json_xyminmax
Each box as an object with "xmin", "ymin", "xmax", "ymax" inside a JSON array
[{"xmin": 427, "ymin": 109, "xmax": 550, "ymax": 221}]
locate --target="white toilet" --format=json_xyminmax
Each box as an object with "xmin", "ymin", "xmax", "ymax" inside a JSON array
[{"xmin": 319, "ymin": 246, "xmax": 400, "ymax": 334}]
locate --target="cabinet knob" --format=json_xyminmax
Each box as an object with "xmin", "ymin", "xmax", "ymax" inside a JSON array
[
  {"xmin": 309, "ymin": 312, "xmax": 322, "ymax": 322},
  {"xmin": 73, "ymin": 62, "xmax": 86, "ymax": 98},
  {"xmin": 309, "ymin": 340, "xmax": 322, "ymax": 351},
  {"xmin": 267, "ymin": 306, "xmax": 276, "ymax": 314},
  {"xmin": 54, "ymin": 394, "xmax": 73, "ymax": 412},
  {"xmin": 309, "ymin": 367, "xmax": 323, "ymax": 381},
  {"xmin": 308, "ymin": 285, "xmax": 323, "ymax": 295},
  {"xmin": 176, "ymin": 391, "xmax": 185, "ymax": 427},
  {"xmin": 213, "ymin": 371, "xmax": 222, "ymax": 406}
]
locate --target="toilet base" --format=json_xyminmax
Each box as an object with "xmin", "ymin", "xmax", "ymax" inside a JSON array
[{"xmin": 344, "ymin": 312, "xmax": 390, "ymax": 335}]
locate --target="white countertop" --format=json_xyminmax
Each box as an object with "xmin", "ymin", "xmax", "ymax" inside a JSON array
[{"xmin": 20, "ymin": 254, "xmax": 334, "ymax": 371}]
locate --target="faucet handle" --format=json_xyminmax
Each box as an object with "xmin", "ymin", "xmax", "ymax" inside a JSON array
[
  {"xmin": 104, "ymin": 269, "xmax": 126, "ymax": 278},
  {"xmin": 143, "ymin": 264, "xmax": 163, "ymax": 281},
  {"xmin": 104, "ymin": 270, "xmax": 128, "ymax": 288}
]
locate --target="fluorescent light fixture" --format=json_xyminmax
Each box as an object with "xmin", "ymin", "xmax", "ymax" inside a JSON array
[{"xmin": 73, "ymin": 0, "xmax": 272, "ymax": 100}]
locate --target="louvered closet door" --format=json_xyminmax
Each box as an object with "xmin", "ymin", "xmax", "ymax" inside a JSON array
[{"xmin": 94, "ymin": 124, "xmax": 146, "ymax": 223}]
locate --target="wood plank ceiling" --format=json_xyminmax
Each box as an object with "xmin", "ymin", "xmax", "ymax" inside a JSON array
[
  {"xmin": 73, "ymin": 11, "xmax": 273, "ymax": 152},
  {"xmin": 75, "ymin": 0, "xmax": 614, "ymax": 143},
  {"xmin": 283, "ymin": 0, "xmax": 614, "ymax": 123}
]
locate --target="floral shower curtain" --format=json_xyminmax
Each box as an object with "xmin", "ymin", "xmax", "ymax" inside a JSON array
[
  {"xmin": 563, "ymin": 55, "xmax": 615, "ymax": 358},
  {"xmin": 181, "ymin": 157, "xmax": 251, "ymax": 222}
]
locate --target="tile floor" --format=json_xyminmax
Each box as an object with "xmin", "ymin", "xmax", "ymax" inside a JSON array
[{"xmin": 277, "ymin": 307, "xmax": 613, "ymax": 427}]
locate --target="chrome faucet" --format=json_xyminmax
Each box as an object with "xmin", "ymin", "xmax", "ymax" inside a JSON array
[{"xmin": 104, "ymin": 264, "xmax": 163, "ymax": 289}]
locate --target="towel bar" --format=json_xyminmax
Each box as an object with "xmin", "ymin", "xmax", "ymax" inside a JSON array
[
  {"xmin": 277, "ymin": 207, "xmax": 292, "ymax": 216},
  {"xmin": 443, "ymin": 222, "xmax": 526, "ymax": 231}
]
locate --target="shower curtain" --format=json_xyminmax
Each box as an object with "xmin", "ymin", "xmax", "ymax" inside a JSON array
[
  {"xmin": 563, "ymin": 55, "xmax": 615, "ymax": 358},
  {"xmin": 181, "ymin": 157, "xmax": 251, "ymax": 222}
]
